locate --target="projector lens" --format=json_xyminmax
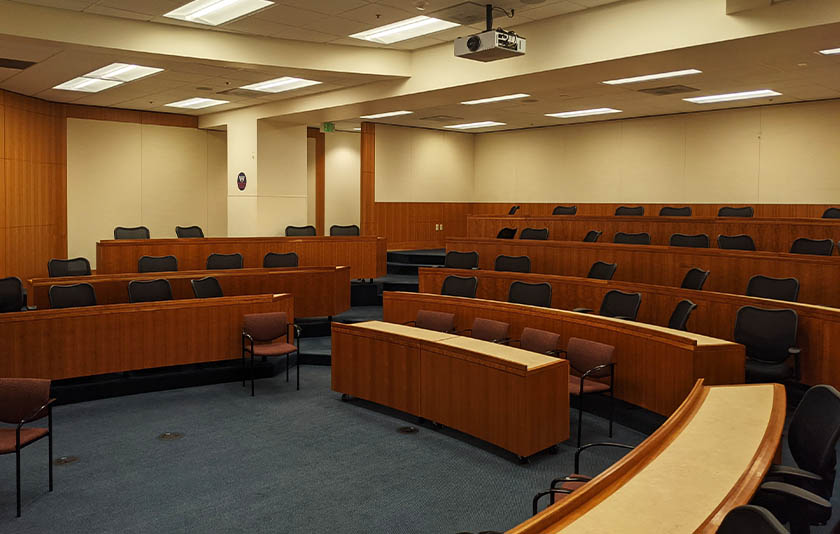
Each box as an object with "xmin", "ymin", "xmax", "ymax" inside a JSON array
[{"xmin": 467, "ymin": 35, "xmax": 481, "ymax": 52}]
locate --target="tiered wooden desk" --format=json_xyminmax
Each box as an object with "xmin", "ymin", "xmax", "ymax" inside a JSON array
[
  {"xmin": 509, "ymin": 380, "xmax": 785, "ymax": 534},
  {"xmin": 419, "ymin": 268, "xmax": 840, "ymax": 389},
  {"xmin": 0, "ymin": 293, "xmax": 293, "ymax": 380},
  {"xmin": 95, "ymin": 236, "xmax": 388, "ymax": 279},
  {"xmin": 331, "ymin": 321, "xmax": 569, "ymax": 459},
  {"xmin": 467, "ymin": 215, "xmax": 840, "ymax": 253},
  {"xmin": 447, "ymin": 237, "xmax": 840, "ymax": 308},
  {"xmin": 30, "ymin": 266, "xmax": 349, "ymax": 317},
  {"xmin": 382, "ymin": 292, "xmax": 743, "ymax": 416}
]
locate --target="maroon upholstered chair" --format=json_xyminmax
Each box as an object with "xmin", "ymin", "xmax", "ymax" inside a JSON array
[
  {"xmin": 407, "ymin": 310, "xmax": 456, "ymax": 333},
  {"xmin": 0, "ymin": 378, "xmax": 54, "ymax": 517},
  {"xmin": 516, "ymin": 327, "xmax": 561, "ymax": 355},
  {"xmin": 465, "ymin": 318, "xmax": 510, "ymax": 343},
  {"xmin": 559, "ymin": 337, "xmax": 616, "ymax": 447},
  {"xmin": 242, "ymin": 312, "xmax": 301, "ymax": 396}
]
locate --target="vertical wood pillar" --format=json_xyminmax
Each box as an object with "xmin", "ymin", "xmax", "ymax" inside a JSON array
[
  {"xmin": 307, "ymin": 127, "xmax": 325, "ymax": 235},
  {"xmin": 360, "ymin": 122, "xmax": 376, "ymax": 236}
]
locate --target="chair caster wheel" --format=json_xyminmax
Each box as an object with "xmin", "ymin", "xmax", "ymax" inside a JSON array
[
  {"xmin": 341, "ymin": 394, "xmax": 350, "ymax": 401},
  {"xmin": 517, "ymin": 455, "xmax": 530, "ymax": 465}
]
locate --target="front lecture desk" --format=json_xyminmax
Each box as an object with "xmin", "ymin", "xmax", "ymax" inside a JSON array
[
  {"xmin": 95, "ymin": 236, "xmax": 387, "ymax": 279},
  {"xmin": 0, "ymin": 293, "xmax": 293, "ymax": 379},
  {"xmin": 509, "ymin": 380, "xmax": 785, "ymax": 534},
  {"xmin": 331, "ymin": 321, "xmax": 569, "ymax": 460},
  {"xmin": 447, "ymin": 237, "xmax": 840, "ymax": 308},
  {"xmin": 31, "ymin": 266, "xmax": 349, "ymax": 318},
  {"xmin": 382, "ymin": 292, "xmax": 744, "ymax": 416}
]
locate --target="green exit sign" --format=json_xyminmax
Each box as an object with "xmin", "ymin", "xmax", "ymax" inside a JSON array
[{"xmin": 322, "ymin": 122, "xmax": 335, "ymax": 133}]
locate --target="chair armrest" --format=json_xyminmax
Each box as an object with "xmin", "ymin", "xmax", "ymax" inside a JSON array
[
  {"xmin": 789, "ymin": 347, "xmax": 801, "ymax": 378},
  {"xmin": 580, "ymin": 363, "xmax": 616, "ymax": 381},
  {"xmin": 575, "ymin": 442, "xmax": 634, "ymax": 473},
  {"xmin": 613, "ymin": 315, "xmax": 633, "ymax": 321},
  {"xmin": 766, "ymin": 465, "xmax": 824, "ymax": 486},
  {"xmin": 572, "ymin": 308, "xmax": 593, "ymax": 313},
  {"xmin": 290, "ymin": 323, "xmax": 302, "ymax": 337},
  {"xmin": 532, "ymin": 489, "xmax": 574, "ymax": 516},
  {"xmin": 756, "ymin": 481, "xmax": 831, "ymax": 525},
  {"xmin": 550, "ymin": 475, "xmax": 591, "ymax": 489},
  {"xmin": 18, "ymin": 398, "xmax": 56, "ymax": 428}
]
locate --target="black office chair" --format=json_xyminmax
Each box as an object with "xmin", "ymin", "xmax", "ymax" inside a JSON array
[
  {"xmin": 822, "ymin": 207, "xmax": 840, "ymax": 219},
  {"xmin": 747, "ymin": 275, "xmax": 800, "ymax": 302},
  {"xmin": 658, "ymin": 206, "xmax": 692, "ymax": 216},
  {"xmin": 681, "ymin": 268, "xmax": 709, "ymax": 290},
  {"xmin": 667, "ymin": 300, "xmax": 696, "ymax": 331},
  {"xmin": 496, "ymin": 227, "xmax": 517, "ymax": 239},
  {"xmin": 717, "ymin": 505, "xmax": 789, "ymax": 534},
  {"xmin": 574, "ymin": 290, "xmax": 641, "ymax": 320},
  {"xmin": 330, "ymin": 224, "xmax": 360, "ymax": 236},
  {"xmin": 614, "ymin": 232, "xmax": 651, "ymax": 245},
  {"xmin": 508, "ymin": 205, "xmax": 521, "ymax": 215},
  {"xmin": 0, "ymin": 277, "xmax": 26, "ymax": 313},
  {"xmin": 138, "ymin": 255, "xmax": 178, "ymax": 273},
  {"xmin": 587, "ymin": 261, "xmax": 617, "ymax": 280},
  {"xmin": 127, "ymin": 279, "xmax": 173, "ymax": 303},
  {"xmin": 582, "ymin": 230, "xmax": 602, "ymax": 242},
  {"xmin": 444, "ymin": 251, "xmax": 479, "ymax": 270},
  {"xmin": 263, "ymin": 252, "xmax": 299, "ymax": 268},
  {"xmin": 790, "ymin": 238, "xmax": 833, "ymax": 256},
  {"xmin": 494, "ymin": 255, "xmax": 531, "ymax": 273},
  {"xmin": 615, "ymin": 206, "xmax": 644, "ymax": 216},
  {"xmin": 285, "ymin": 225, "xmax": 316, "ymax": 237},
  {"xmin": 47, "ymin": 257, "xmax": 91, "ymax": 277},
  {"xmin": 191, "ymin": 276, "xmax": 223, "ymax": 298},
  {"xmin": 519, "ymin": 228, "xmax": 549, "ymax": 240},
  {"xmin": 441, "ymin": 275, "xmax": 478, "ymax": 298},
  {"xmin": 113, "ymin": 226, "xmax": 150, "ymax": 239},
  {"xmin": 175, "ymin": 225, "xmax": 204, "ymax": 238},
  {"xmin": 734, "ymin": 306, "xmax": 800, "ymax": 383},
  {"xmin": 718, "ymin": 234, "xmax": 756, "ymax": 251},
  {"xmin": 508, "ymin": 281, "xmax": 552, "ymax": 308},
  {"xmin": 48, "ymin": 283, "xmax": 97, "ymax": 309},
  {"xmin": 718, "ymin": 206, "xmax": 754, "ymax": 217},
  {"xmin": 206, "ymin": 253, "xmax": 243, "ymax": 270},
  {"xmin": 669, "ymin": 233, "xmax": 710, "ymax": 248},
  {"xmin": 552, "ymin": 205, "xmax": 577, "ymax": 215}
]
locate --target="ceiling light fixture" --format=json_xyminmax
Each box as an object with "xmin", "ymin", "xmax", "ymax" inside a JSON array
[
  {"xmin": 818, "ymin": 47, "xmax": 840, "ymax": 55},
  {"xmin": 53, "ymin": 77, "xmax": 123, "ymax": 93},
  {"xmin": 164, "ymin": 0, "xmax": 274, "ymax": 26},
  {"xmin": 240, "ymin": 76, "xmax": 321, "ymax": 93},
  {"xmin": 683, "ymin": 89, "xmax": 781, "ymax": 104},
  {"xmin": 165, "ymin": 97, "xmax": 229, "ymax": 109},
  {"xmin": 546, "ymin": 108, "xmax": 622, "ymax": 118},
  {"xmin": 350, "ymin": 16, "xmax": 459, "ymax": 44},
  {"xmin": 461, "ymin": 93, "xmax": 531, "ymax": 105},
  {"xmin": 444, "ymin": 121, "xmax": 506, "ymax": 129},
  {"xmin": 84, "ymin": 63, "xmax": 164, "ymax": 82},
  {"xmin": 602, "ymin": 68, "xmax": 702, "ymax": 85},
  {"xmin": 359, "ymin": 110, "xmax": 413, "ymax": 119}
]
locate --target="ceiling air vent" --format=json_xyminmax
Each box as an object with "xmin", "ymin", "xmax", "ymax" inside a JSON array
[
  {"xmin": 638, "ymin": 85, "xmax": 699, "ymax": 96},
  {"xmin": 0, "ymin": 58, "xmax": 36, "ymax": 70},
  {"xmin": 419, "ymin": 115, "xmax": 464, "ymax": 122}
]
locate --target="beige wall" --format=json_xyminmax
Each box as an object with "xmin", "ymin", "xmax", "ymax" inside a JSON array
[
  {"xmin": 67, "ymin": 118, "xmax": 227, "ymax": 267},
  {"xmin": 255, "ymin": 121, "xmax": 308, "ymax": 236},
  {"xmin": 306, "ymin": 137, "xmax": 316, "ymax": 227},
  {"xmin": 325, "ymin": 132, "xmax": 360, "ymax": 230}
]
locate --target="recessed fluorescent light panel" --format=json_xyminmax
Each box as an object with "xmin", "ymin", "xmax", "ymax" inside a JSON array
[
  {"xmin": 683, "ymin": 89, "xmax": 781, "ymax": 104},
  {"xmin": 818, "ymin": 47, "xmax": 840, "ymax": 55},
  {"xmin": 461, "ymin": 93, "xmax": 530, "ymax": 105},
  {"xmin": 165, "ymin": 97, "xmax": 229, "ymax": 109},
  {"xmin": 53, "ymin": 77, "xmax": 123, "ymax": 93},
  {"xmin": 165, "ymin": 0, "xmax": 274, "ymax": 26},
  {"xmin": 546, "ymin": 108, "xmax": 622, "ymax": 119},
  {"xmin": 240, "ymin": 77, "xmax": 321, "ymax": 93},
  {"xmin": 602, "ymin": 69, "xmax": 702, "ymax": 85},
  {"xmin": 445, "ymin": 121, "xmax": 506, "ymax": 129},
  {"xmin": 359, "ymin": 110, "xmax": 413, "ymax": 119},
  {"xmin": 85, "ymin": 63, "xmax": 163, "ymax": 82},
  {"xmin": 350, "ymin": 16, "xmax": 459, "ymax": 44}
]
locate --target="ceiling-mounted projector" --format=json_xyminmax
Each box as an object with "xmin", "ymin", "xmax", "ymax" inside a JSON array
[{"xmin": 452, "ymin": 3, "xmax": 526, "ymax": 62}]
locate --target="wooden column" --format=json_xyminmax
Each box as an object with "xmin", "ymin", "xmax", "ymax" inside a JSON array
[
  {"xmin": 307, "ymin": 127, "xmax": 326, "ymax": 235},
  {"xmin": 360, "ymin": 122, "xmax": 376, "ymax": 236}
]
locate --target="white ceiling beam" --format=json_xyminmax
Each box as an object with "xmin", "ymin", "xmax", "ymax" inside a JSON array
[{"xmin": 726, "ymin": 0, "xmax": 774, "ymax": 15}]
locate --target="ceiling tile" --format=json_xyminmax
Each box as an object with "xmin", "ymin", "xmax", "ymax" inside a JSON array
[
  {"xmin": 276, "ymin": 0, "xmax": 371, "ymax": 16},
  {"xmin": 83, "ymin": 6, "xmax": 154, "ymax": 21},
  {"xmin": 13, "ymin": 0, "xmax": 93, "ymax": 10},
  {"xmin": 339, "ymin": 3, "xmax": 415, "ymax": 26},
  {"xmin": 252, "ymin": 4, "xmax": 325, "ymax": 25}
]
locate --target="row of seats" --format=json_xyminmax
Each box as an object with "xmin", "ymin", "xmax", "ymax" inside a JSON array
[
  {"xmin": 538, "ymin": 204, "xmax": 840, "ymax": 218},
  {"xmin": 44, "ymin": 275, "xmax": 228, "ymax": 308},
  {"xmin": 45, "ymin": 252, "xmax": 301, "ymax": 277},
  {"xmin": 112, "ymin": 224, "xmax": 360, "ymax": 240}
]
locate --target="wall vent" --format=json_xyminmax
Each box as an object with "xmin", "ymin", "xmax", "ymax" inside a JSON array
[{"xmin": 0, "ymin": 58, "xmax": 36, "ymax": 70}]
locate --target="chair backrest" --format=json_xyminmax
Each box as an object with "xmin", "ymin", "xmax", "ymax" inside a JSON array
[
  {"xmin": 718, "ymin": 234, "xmax": 756, "ymax": 251},
  {"xmin": 658, "ymin": 206, "xmax": 692, "ymax": 216},
  {"xmin": 206, "ymin": 253, "xmax": 243, "ymax": 270},
  {"xmin": 471, "ymin": 317, "xmax": 510, "ymax": 343},
  {"xmin": 614, "ymin": 232, "xmax": 651, "ymax": 245},
  {"xmin": 508, "ymin": 281, "xmax": 552, "ymax": 307},
  {"xmin": 681, "ymin": 268, "xmax": 709, "ymax": 290},
  {"xmin": 587, "ymin": 261, "xmax": 617, "ymax": 280},
  {"xmin": 494, "ymin": 255, "xmax": 531, "ymax": 273},
  {"xmin": 552, "ymin": 205, "xmax": 577, "ymax": 215},
  {"xmin": 566, "ymin": 337, "xmax": 615, "ymax": 376},
  {"xmin": 790, "ymin": 237, "xmax": 834, "ymax": 256},
  {"xmin": 0, "ymin": 276, "xmax": 25, "ymax": 313},
  {"xmin": 496, "ymin": 227, "xmax": 517, "ymax": 239},
  {"xmin": 598, "ymin": 290, "xmax": 642, "ymax": 320},
  {"xmin": 138, "ymin": 255, "xmax": 178, "ymax": 273},
  {"xmin": 263, "ymin": 252, "xmax": 299, "ymax": 268},
  {"xmin": 822, "ymin": 207, "xmax": 840, "ymax": 219},
  {"xmin": 191, "ymin": 276, "xmax": 223, "ymax": 298},
  {"xmin": 734, "ymin": 306, "xmax": 798, "ymax": 363},
  {"xmin": 444, "ymin": 251, "xmax": 479, "ymax": 270},
  {"xmin": 441, "ymin": 275, "xmax": 478, "ymax": 298},
  {"xmin": 330, "ymin": 224, "xmax": 360, "ymax": 236},
  {"xmin": 718, "ymin": 206, "xmax": 754, "ymax": 217},
  {"xmin": 48, "ymin": 283, "xmax": 97, "ymax": 309},
  {"xmin": 667, "ymin": 299, "xmax": 696, "ymax": 331},
  {"xmin": 48, "ymin": 257, "xmax": 92, "ymax": 277},
  {"xmin": 285, "ymin": 225, "xmax": 316, "ymax": 237},
  {"xmin": 243, "ymin": 312, "xmax": 288, "ymax": 342},
  {"xmin": 415, "ymin": 310, "xmax": 456, "ymax": 332},
  {"xmin": 669, "ymin": 233, "xmax": 710, "ymax": 248},
  {"xmin": 127, "ymin": 279, "xmax": 173, "ymax": 303},
  {"xmin": 0, "ymin": 378, "xmax": 51, "ymax": 424},
  {"xmin": 520, "ymin": 327, "xmax": 560, "ymax": 355},
  {"xmin": 615, "ymin": 206, "xmax": 644, "ymax": 216},
  {"xmin": 717, "ymin": 506, "xmax": 787, "ymax": 534},
  {"xmin": 175, "ymin": 225, "xmax": 204, "ymax": 238},
  {"xmin": 746, "ymin": 275, "xmax": 800, "ymax": 302},
  {"xmin": 508, "ymin": 205, "xmax": 520, "ymax": 215},
  {"xmin": 114, "ymin": 226, "xmax": 150, "ymax": 239},
  {"xmin": 519, "ymin": 228, "xmax": 549, "ymax": 240},
  {"xmin": 788, "ymin": 384, "xmax": 840, "ymax": 483},
  {"xmin": 582, "ymin": 230, "xmax": 602, "ymax": 243}
]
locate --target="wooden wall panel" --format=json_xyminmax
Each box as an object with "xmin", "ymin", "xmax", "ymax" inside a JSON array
[{"xmin": 360, "ymin": 122, "xmax": 376, "ymax": 236}]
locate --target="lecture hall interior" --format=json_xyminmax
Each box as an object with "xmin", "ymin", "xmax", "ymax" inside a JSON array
[{"xmin": 1, "ymin": 0, "xmax": 840, "ymax": 532}]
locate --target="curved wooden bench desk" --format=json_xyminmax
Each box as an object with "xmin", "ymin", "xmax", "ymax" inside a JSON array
[
  {"xmin": 382, "ymin": 292, "xmax": 744, "ymax": 416},
  {"xmin": 508, "ymin": 380, "xmax": 786, "ymax": 534}
]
